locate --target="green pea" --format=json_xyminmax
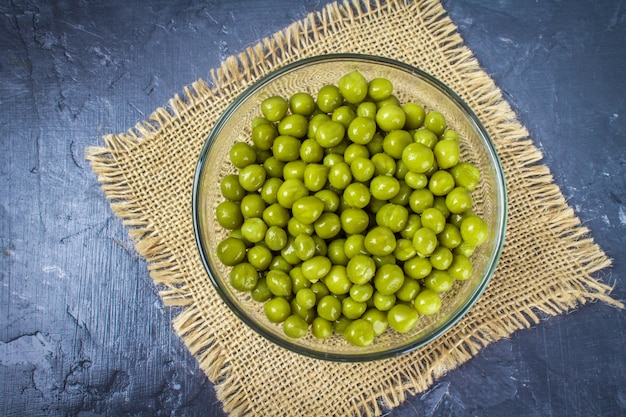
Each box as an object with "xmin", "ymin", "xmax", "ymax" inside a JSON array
[
  {"xmin": 261, "ymin": 96, "xmax": 289, "ymax": 122},
  {"xmin": 373, "ymin": 291, "xmax": 396, "ymax": 311},
  {"xmin": 370, "ymin": 175, "xmax": 400, "ymax": 201},
  {"xmin": 378, "ymin": 95, "xmax": 401, "ymax": 109},
  {"xmin": 255, "ymin": 148, "xmax": 272, "ymax": 164},
  {"xmin": 349, "ymin": 283, "xmax": 374, "ymax": 303},
  {"xmin": 229, "ymin": 141, "xmax": 257, "ymax": 169},
  {"xmin": 445, "ymin": 187, "xmax": 473, "ymax": 214},
  {"xmin": 344, "ymin": 234, "xmax": 367, "ymax": 259},
  {"xmin": 247, "ymin": 244, "xmax": 273, "ymax": 271},
  {"xmin": 460, "ymin": 215, "xmax": 489, "ymax": 246},
  {"xmin": 316, "ymin": 84, "xmax": 343, "ymax": 113},
  {"xmin": 430, "ymin": 246, "xmax": 453, "ymax": 270},
  {"xmin": 343, "ymin": 182, "xmax": 371, "ymax": 209},
  {"xmin": 342, "ymin": 297, "xmax": 367, "ymax": 320},
  {"xmin": 264, "ymin": 296, "xmax": 291, "ymax": 323},
  {"xmin": 216, "ymin": 200, "xmax": 243, "ymax": 230},
  {"xmin": 238, "ymin": 164, "xmax": 267, "ymax": 192},
  {"xmin": 316, "ymin": 120, "xmax": 346, "ymax": 148},
  {"xmin": 387, "ymin": 304, "xmax": 419, "ymax": 333},
  {"xmin": 433, "ymin": 138, "xmax": 460, "ymax": 169},
  {"xmin": 299, "ymin": 138, "xmax": 325, "ymax": 163},
  {"xmin": 294, "ymin": 233, "xmax": 316, "ymax": 261},
  {"xmin": 402, "ymin": 102, "xmax": 425, "ymax": 130},
  {"xmin": 313, "ymin": 212, "xmax": 342, "ymax": 239},
  {"xmin": 438, "ymin": 223, "xmax": 462, "ymax": 249},
  {"xmin": 340, "ymin": 208, "xmax": 370, "ymax": 235},
  {"xmin": 375, "ymin": 104, "xmax": 406, "ymax": 132},
  {"xmin": 338, "ymin": 71, "xmax": 369, "ymax": 104},
  {"xmin": 301, "ymin": 256, "xmax": 332, "ymax": 282},
  {"xmin": 403, "ymin": 255, "xmax": 432, "ymax": 280},
  {"xmin": 314, "ymin": 189, "xmax": 340, "ymax": 212},
  {"xmin": 280, "ymin": 237, "xmax": 300, "ymax": 266},
  {"xmin": 332, "ymin": 105, "xmax": 357, "ymax": 128},
  {"xmin": 382, "ymin": 130, "xmax": 413, "ymax": 159},
  {"xmin": 262, "ymin": 156, "xmax": 285, "ymax": 178},
  {"xmin": 450, "ymin": 162, "xmax": 481, "ymax": 191},
  {"xmin": 322, "ymin": 265, "xmax": 351, "ymax": 295},
  {"xmin": 311, "ymin": 316, "xmax": 333, "ymax": 339},
  {"xmin": 258, "ymin": 177, "xmax": 281, "ymax": 204},
  {"xmin": 442, "ymin": 129, "xmax": 460, "ymax": 142},
  {"xmin": 424, "ymin": 110, "xmax": 447, "ymax": 136},
  {"xmin": 448, "ymin": 254, "xmax": 473, "ymax": 280},
  {"xmin": 276, "ymin": 178, "xmax": 308, "ymax": 209},
  {"xmin": 240, "ymin": 217, "xmax": 267, "ymax": 243},
  {"xmin": 453, "ymin": 241, "xmax": 476, "ymax": 258},
  {"xmin": 296, "ymin": 287, "xmax": 317, "ymax": 310},
  {"xmin": 221, "ymin": 174, "xmax": 246, "ymax": 201},
  {"xmin": 241, "ymin": 193, "xmax": 266, "ymax": 219},
  {"xmin": 282, "ymin": 160, "xmax": 306, "ymax": 180},
  {"xmin": 362, "ymin": 308, "xmax": 388, "ymax": 336},
  {"xmin": 272, "ymin": 135, "xmax": 301, "ymax": 162},
  {"xmin": 251, "ymin": 122, "xmax": 278, "ymax": 151},
  {"xmin": 413, "ymin": 289, "xmax": 441, "ymax": 315},
  {"xmin": 412, "ymin": 227, "xmax": 438, "ymax": 257},
  {"xmin": 289, "ymin": 92, "xmax": 316, "ymax": 116},
  {"xmin": 287, "ymin": 216, "xmax": 314, "ymax": 236},
  {"xmin": 270, "ymin": 255, "xmax": 292, "ymax": 273},
  {"xmin": 343, "ymin": 319, "xmax": 375, "ymax": 346},
  {"xmin": 428, "ymin": 170, "xmax": 456, "ymax": 196},
  {"xmin": 308, "ymin": 113, "xmax": 331, "ymax": 138},
  {"xmin": 368, "ymin": 77, "xmax": 393, "ymax": 101},
  {"xmin": 389, "ymin": 180, "xmax": 412, "ymax": 206},
  {"xmin": 375, "ymin": 203, "xmax": 409, "ymax": 233},
  {"xmin": 327, "ymin": 238, "xmax": 349, "ymax": 266},
  {"xmin": 265, "ymin": 269, "xmax": 293, "ymax": 297},
  {"xmin": 432, "ymin": 195, "xmax": 451, "ymax": 219},
  {"xmin": 373, "ymin": 263, "xmax": 404, "ymax": 295},
  {"xmin": 371, "ymin": 153, "xmax": 396, "ymax": 176},
  {"xmin": 404, "ymin": 172, "xmax": 427, "ymax": 190},
  {"xmin": 262, "ymin": 203, "xmax": 289, "ymax": 228},
  {"xmin": 356, "ymin": 101, "xmax": 377, "ymax": 119},
  {"xmin": 251, "ymin": 278, "xmax": 272, "ymax": 302},
  {"xmin": 328, "ymin": 162, "xmax": 352, "ymax": 189},
  {"xmin": 264, "ymin": 225, "xmax": 288, "ymax": 251},
  {"xmin": 424, "ymin": 270, "xmax": 454, "ymax": 293},
  {"xmin": 317, "ymin": 294, "xmax": 342, "ymax": 321},
  {"xmin": 364, "ymin": 226, "xmax": 397, "ymax": 256},
  {"xmin": 401, "ymin": 142, "xmax": 434, "ymax": 174},
  {"xmin": 229, "ymin": 263, "xmax": 258, "ymax": 292},
  {"xmin": 346, "ymin": 254, "xmax": 376, "ymax": 285},
  {"xmin": 289, "ymin": 266, "xmax": 310, "ymax": 293},
  {"xmin": 302, "ymin": 163, "xmax": 328, "ymax": 192},
  {"xmin": 217, "ymin": 237, "xmax": 247, "ymax": 266},
  {"xmin": 408, "ymin": 188, "xmax": 434, "ymax": 214},
  {"xmin": 366, "ymin": 133, "xmax": 385, "ymax": 154},
  {"xmin": 393, "ymin": 238, "xmax": 416, "ymax": 262},
  {"xmin": 413, "ymin": 128, "xmax": 439, "ymax": 149},
  {"xmin": 400, "ymin": 213, "xmax": 422, "ymax": 239},
  {"xmin": 396, "ymin": 278, "xmax": 421, "ymax": 302},
  {"xmin": 283, "ymin": 315, "xmax": 309, "ymax": 339},
  {"xmin": 347, "ymin": 116, "xmax": 377, "ymax": 145},
  {"xmin": 292, "ymin": 195, "xmax": 325, "ymax": 225},
  {"xmin": 421, "ymin": 207, "xmax": 447, "ymax": 234}
]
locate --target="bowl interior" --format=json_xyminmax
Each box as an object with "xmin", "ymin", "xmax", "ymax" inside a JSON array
[{"xmin": 194, "ymin": 54, "xmax": 506, "ymax": 361}]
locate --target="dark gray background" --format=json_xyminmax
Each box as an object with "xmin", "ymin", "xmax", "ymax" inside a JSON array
[{"xmin": 1, "ymin": 1, "xmax": 625, "ymax": 416}]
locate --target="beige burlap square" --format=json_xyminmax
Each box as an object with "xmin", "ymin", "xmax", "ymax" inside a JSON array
[{"xmin": 86, "ymin": 0, "xmax": 621, "ymax": 415}]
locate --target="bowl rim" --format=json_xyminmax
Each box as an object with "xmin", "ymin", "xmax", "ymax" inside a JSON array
[{"xmin": 192, "ymin": 53, "xmax": 508, "ymax": 362}]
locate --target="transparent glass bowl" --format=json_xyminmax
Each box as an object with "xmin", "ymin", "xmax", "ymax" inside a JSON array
[{"xmin": 193, "ymin": 54, "xmax": 507, "ymax": 362}]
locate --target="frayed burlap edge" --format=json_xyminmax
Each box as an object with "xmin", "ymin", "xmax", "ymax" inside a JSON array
[{"xmin": 86, "ymin": 0, "xmax": 623, "ymax": 416}]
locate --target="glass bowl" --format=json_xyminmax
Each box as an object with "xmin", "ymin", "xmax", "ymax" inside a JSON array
[{"xmin": 193, "ymin": 54, "xmax": 507, "ymax": 362}]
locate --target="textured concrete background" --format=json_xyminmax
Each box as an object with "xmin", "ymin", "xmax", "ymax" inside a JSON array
[{"xmin": 1, "ymin": 1, "xmax": 624, "ymax": 416}]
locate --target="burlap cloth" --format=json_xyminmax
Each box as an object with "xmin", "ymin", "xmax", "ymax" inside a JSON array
[{"xmin": 86, "ymin": 0, "xmax": 622, "ymax": 415}]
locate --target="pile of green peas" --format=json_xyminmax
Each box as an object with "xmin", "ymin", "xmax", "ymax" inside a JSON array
[{"xmin": 215, "ymin": 71, "xmax": 489, "ymax": 347}]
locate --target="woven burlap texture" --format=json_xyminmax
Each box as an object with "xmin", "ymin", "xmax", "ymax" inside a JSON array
[{"xmin": 86, "ymin": 0, "xmax": 622, "ymax": 416}]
